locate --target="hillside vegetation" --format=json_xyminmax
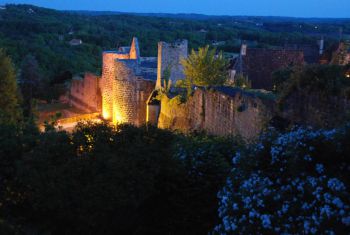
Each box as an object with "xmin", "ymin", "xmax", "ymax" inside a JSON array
[{"xmin": 0, "ymin": 4, "xmax": 348, "ymax": 82}]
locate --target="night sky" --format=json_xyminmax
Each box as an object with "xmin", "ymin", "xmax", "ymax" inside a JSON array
[{"xmin": 0, "ymin": 0, "xmax": 349, "ymax": 18}]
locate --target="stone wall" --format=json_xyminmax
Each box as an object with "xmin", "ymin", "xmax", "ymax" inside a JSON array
[
  {"xmin": 158, "ymin": 95, "xmax": 190, "ymax": 132},
  {"xmin": 113, "ymin": 60, "xmax": 137, "ymax": 123},
  {"xmin": 156, "ymin": 40, "xmax": 188, "ymax": 89},
  {"xmin": 70, "ymin": 73, "xmax": 101, "ymax": 113},
  {"xmin": 135, "ymin": 78, "xmax": 156, "ymax": 126},
  {"xmin": 158, "ymin": 87, "xmax": 274, "ymax": 140},
  {"xmin": 101, "ymin": 51, "xmax": 120, "ymax": 120}
]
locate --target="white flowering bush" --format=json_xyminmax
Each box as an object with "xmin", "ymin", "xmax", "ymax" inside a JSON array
[{"xmin": 214, "ymin": 124, "xmax": 350, "ymax": 234}]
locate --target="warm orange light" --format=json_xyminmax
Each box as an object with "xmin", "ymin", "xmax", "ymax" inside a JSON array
[
  {"xmin": 102, "ymin": 100, "xmax": 112, "ymax": 120},
  {"xmin": 102, "ymin": 109, "xmax": 110, "ymax": 120},
  {"xmin": 113, "ymin": 109, "xmax": 124, "ymax": 124}
]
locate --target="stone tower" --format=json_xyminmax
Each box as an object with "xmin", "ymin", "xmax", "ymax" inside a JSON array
[
  {"xmin": 101, "ymin": 38, "xmax": 140, "ymax": 124},
  {"xmin": 156, "ymin": 40, "xmax": 188, "ymax": 89},
  {"xmin": 100, "ymin": 37, "xmax": 156, "ymax": 125},
  {"xmin": 101, "ymin": 51, "xmax": 119, "ymax": 121}
]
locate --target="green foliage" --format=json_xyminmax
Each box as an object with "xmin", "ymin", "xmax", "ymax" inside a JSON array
[
  {"xmin": 0, "ymin": 49, "xmax": 22, "ymax": 125},
  {"xmin": 276, "ymin": 65, "xmax": 350, "ymax": 101},
  {"xmin": 20, "ymin": 54, "xmax": 42, "ymax": 116},
  {"xmin": 234, "ymin": 74, "xmax": 252, "ymax": 89},
  {"xmin": 0, "ymin": 4, "xmax": 345, "ymax": 101},
  {"xmin": 43, "ymin": 112, "xmax": 62, "ymax": 131},
  {"xmin": 161, "ymin": 65, "xmax": 172, "ymax": 93},
  {"xmin": 273, "ymin": 65, "xmax": 350, "ymax": 128},
  {"xmin": 182, "ymin": 46, "xmax": 229, "ymax": 90},
  {"xmin": 1, "ymin": 117, "xmax": 350, "ymax": 234},
  {"xmin": 0, "ymin": 121, "xmax": 237, "ymax": 234},
  {"xmin": 272, "ymin": 67, "xmax": 294, "ymax": 93}
]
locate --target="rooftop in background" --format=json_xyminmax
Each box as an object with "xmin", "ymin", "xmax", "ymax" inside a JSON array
[{"xmin": 232, "ymin": 47, "xmax": 305, "ymax": 90}]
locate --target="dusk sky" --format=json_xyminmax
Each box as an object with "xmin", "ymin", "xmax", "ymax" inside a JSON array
[{"xmin": 0, "ymin": 0, "xmax": 349, "ymax": 18}]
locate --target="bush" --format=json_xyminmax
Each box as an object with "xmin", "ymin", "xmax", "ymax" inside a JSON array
[
  {"xmin": 214, "ymin": 124, "xmax": 350, "ymax": 234},
  {"xmin": 0, "ymin": 122, "xmax": 238, "ymax": 234}
]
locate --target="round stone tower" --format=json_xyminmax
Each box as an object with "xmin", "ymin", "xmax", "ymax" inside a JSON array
[
  {"xmin": 101, "ymin": 51, "xmax": 119, "ymax": 120},
  {"xmin": 100, "ymin": 38, "xmax": 141, "ymax": 124},
  {"xmin": 113, "ymin": 61, "xmax": 137, "ymax": 124}
]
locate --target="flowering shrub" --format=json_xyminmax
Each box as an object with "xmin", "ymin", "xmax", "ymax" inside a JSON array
[{"xmin": 214, "ymin": 124, "xmax": 350, "ymax": 234}]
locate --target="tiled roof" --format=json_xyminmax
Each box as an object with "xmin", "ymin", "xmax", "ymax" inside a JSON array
[
  {"xmin": 242, "ymin": 48, "xmax": 304, "ymax": 90},
  {"xmin": 284, "ymin": 44, "xmax": 320, "ymax": 64}
]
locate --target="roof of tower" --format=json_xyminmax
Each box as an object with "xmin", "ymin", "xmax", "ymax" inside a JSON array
[
  {"xmin": 130, "ymin": 37, "xmax": 140, "ymax": 60},
  {"xmin": 118, "ymin": 46, "xmax": 131, "ymax": 54}
]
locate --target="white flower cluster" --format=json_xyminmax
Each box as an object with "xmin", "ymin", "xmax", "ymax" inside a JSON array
[{"xmin": 214, "ymin": 126, "xmax": 350, "ymax": 234}]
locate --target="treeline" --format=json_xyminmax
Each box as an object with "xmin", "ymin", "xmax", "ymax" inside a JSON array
[{"xmin": 0, "ymin": 4, "xmax": 344, "ymax": 87}]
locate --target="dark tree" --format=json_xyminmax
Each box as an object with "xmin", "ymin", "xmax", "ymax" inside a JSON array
[
  {"xmin": 0, "ymin": 49, "xmax": 22, "ymax": 125},
  {"xmin": 20, "ymin": 54, "xmax": 41, "ymax": 116}
]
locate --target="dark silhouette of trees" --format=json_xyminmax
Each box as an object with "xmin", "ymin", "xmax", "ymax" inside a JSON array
[
  {"xmin": 0, "ymin": 49, "xmax": 22, "ymax": 125},
  {"xmin": 20, "ymin": 54, "xmax": 41, "ymax": 116}
]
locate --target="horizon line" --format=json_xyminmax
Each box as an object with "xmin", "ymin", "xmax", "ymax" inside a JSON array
[{"xmin": 3, "ymin": 3, "xmax": 350, "ymax": 20}]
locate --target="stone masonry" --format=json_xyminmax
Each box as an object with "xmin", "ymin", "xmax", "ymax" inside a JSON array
[
  {"xmin": 100, "ymin": 37, "xmax": 156, "ymax": 125},
  {"xmin": 69, "ymin": 73, "xmax": 101, "ymax": 113},
  {"xmin": 158, "ymin": 87, "xmax": 274, "ymax": 140},
  {"xmin": 69, "ymin": 37, "xmax": 276, "ymax": 139},
  {"xmin": 156, "ymin": 40, "xmax": 188, "ymax": 89}
]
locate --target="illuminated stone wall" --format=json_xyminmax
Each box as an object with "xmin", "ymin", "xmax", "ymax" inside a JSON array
[
  {"xmin": 113, "ymin": 60, "xmax": 136, "ymax": 123},
  {"xmin": 100, "ymin": 37, "xmax": 155, "ymax": 125},
  {"xmin": 101, "ymin": 51, "xmax": 120, "ymax": 120},
  {"xmin": 158, "ymin": 88, "xmax": 274, "ymax": 140},
  {"xmin": 69, "ymin": 73, "xmax": 101, "ymax": 112}
]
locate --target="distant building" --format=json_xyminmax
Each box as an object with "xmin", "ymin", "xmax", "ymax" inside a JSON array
[
  {"xmin": 284, "ymin": 40, "xmax": 323, "ymax": 64},
  {"xmin": 69, "ymin": 39, "xmax": 83, "ymax": 46},
  {"xmin": 231, "ymin": 44, "xmax": 305, "ymax": 90}
]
